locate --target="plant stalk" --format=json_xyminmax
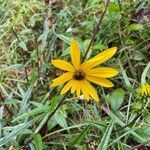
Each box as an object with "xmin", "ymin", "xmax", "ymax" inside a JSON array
[{"xmin": 82, "ymin": 0, "xmax": 110, "ymax": 61}]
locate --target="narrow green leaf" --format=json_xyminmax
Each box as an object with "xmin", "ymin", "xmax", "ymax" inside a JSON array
[
  {"xmin": 97, "ymin": 122, "xmax": 114, "ymax": 150},
  {"xmin": 13, "ymin": 106, "xmax": 50, "ymax": 122},
  {"xmin": 19, "ymin": 41, "xmax": 27, "ymax": 51},
  {"xmin": 132, "ymin": 52, "xmax": 145, "ymax": 61},
  {"xmin": 0, "ymin": 116, "xmax": 41, "ymax": 147},
  {"xmin": 87, "ymin": 120, "xmax": 107, "ymax": 131},
  {"xmin": 55, "ymin": 111, "xmax": 68, "ymax": 128},
  {"xmin": 35, "ymin": 113, "xmax": 50, "ymax": 134},
  {"xmin": 20, "ymin": 86, "xmax": 34, "ymax": 113},
  {"xmin": 49, "ymin": 96, "xmax": 61, "ymax": 110},
  {"xmin": 118, "ymin": 60, "xmax": 131, "ymax": 87},
  {"xmin": 93, "ymin": 43, "xmax": 108, "ymax": 50},
  {"xmin": 34, "ymin": 134, "xmax": 43, "ymax": 150},
  {"xmin": 2, "ymin": 64, "xmax": 23, "ymax": 71},
  {"xmin": 56, "ymin": 34, "xmax": 70, "ymax": 44},
  {"xmin": 47, "ymin": 116, "xmax": 58, "ymax": 131},
  {"xmin": 71, "ymin": 125, "xmax": 90, "ymax": 145},
  {"xmin": 127, "ymin": 23, "xmax": 143, "ymax": 32},
  {"xmin": 141, "ymin": 62, "xmax": 150, "ymax": 84}
]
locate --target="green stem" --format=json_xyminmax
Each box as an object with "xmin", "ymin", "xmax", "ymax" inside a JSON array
[
  {"xmin": 48, "ymin": 93, "xmax": 68, "ymax": 120},
  {"xmin": 82, "ymin": 0, "xmax": 110, "ymax": 62}
]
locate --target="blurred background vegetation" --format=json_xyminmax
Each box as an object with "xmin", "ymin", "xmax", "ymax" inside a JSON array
[{"xmin": 0, "ymin": 0, "xmax": 150, "ymax": 149}]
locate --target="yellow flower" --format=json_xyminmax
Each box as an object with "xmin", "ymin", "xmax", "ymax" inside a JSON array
[
  {"xmin": 51, "ymin": 38, "xmax": 118, "ymax": 102},
  {"xmin": 138, "ymin": 83, "xmax": 150, "ymax": 97}
]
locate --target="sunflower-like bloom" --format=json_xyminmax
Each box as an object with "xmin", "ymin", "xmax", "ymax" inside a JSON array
[
  {"xmin": 138, "ymin": 83, "xmax": 150, "ymax": 97},
  {"xmin": 51, "ymin": 38, "xmax": 118, "ymax": 102}
]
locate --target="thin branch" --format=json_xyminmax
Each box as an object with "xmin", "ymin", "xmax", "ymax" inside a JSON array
[
  {"xmin": 82, "ymin": 0, "xmax": 110, "ymax": 61},
  {"xmin": 130, "ymin": 140, "xmax": 150, "ymax": 150}
]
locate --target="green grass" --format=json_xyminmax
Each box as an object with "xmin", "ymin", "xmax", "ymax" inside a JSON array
[{"xmin": 0, "ymin": 0, "xmax": 150, "ymax": 149}]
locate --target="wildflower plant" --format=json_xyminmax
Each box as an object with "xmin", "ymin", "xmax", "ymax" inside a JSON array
[
  {"xmin": 2, "ymin": 0, "xmax": 150, "ymax": 149},
  {"xmin": 133, "ymin": 62, "xmax": 150, "ymax": 113},
  {"xmin": 51, "ymin": 38, "xmax": 118, "ymax": 102},
  {"xmin": 138, "ymin": 83, "xmax": 150, "ymax": 98},
  {"xmin": 137, "ymin": 62, "xmax": 150, "ymax": 98}
]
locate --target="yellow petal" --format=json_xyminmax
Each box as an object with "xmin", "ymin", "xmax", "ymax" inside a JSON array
[
  {"xmin": 80, "ymin": 81, "xmax": 90, "ymax": 101},
  {"xmin": 86, "ymin": 67, "xmax": 118, "ymax": 78},
  {"xmin": 81, "ymin": 47, "xmax": 117, "ymax": 69},
  {"xmin": 61, "ymin": 80, "xmax": 74, "ymax": 94},
  {"xmin": 50, "ymin": 72, "xmax": 73, "ymax": 87},
  {"xmin": 76, "ymin": 81, "xmax": 81, "ymax": 98},
  {"xmin": 52, "ymin": 60, "xmax": 75, "ymax": 72},
  {"xmin": 142, "ymin": 86, "xmax": 146, "ymax": 96},
  {"xmin": 86, "ymin": 76, "xmax": 114, "ymax": 87},
  {"xmin": 71, "ymin": 80, "xmax": 77, "ymax": 93},
  {"xmin": 71, "ymin": 38, "xmax": 80, "ymax": 70},
  {"xmin": 83, "ymin": 80, "xmax": 99, "ymax": 102},
  {"xmin": 144, "ymin": 87, "xmax": 148, "ymax": 95},
  {"xmin": 139, "ymin": 84, "xmax": 150, "ymax": 96}
]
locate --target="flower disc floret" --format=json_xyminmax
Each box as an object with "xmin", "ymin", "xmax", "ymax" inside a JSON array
[{"xmin": 73, "ymin": 70, "xmax": 85, "ymax": 80}]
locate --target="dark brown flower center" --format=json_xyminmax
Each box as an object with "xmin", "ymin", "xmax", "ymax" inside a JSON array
[{"xmin": 73, "ymin": 70, "xmax": 85, "ymax": 80}]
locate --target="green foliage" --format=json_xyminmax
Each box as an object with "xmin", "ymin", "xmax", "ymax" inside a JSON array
[
  {"xmin": 0, "ymin": 0, "xmax": 150, "ymax": 149},
  {"xmin": 107, "ymin": 89, "xmax": 125, "ymax": 111},
  {"xmin": 97, "ymin": 122, "xmax": 114, "ymax": 150},
  {"xmin": 33, "ymin": 134, "xmax": 43, "ymax": 150}
]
